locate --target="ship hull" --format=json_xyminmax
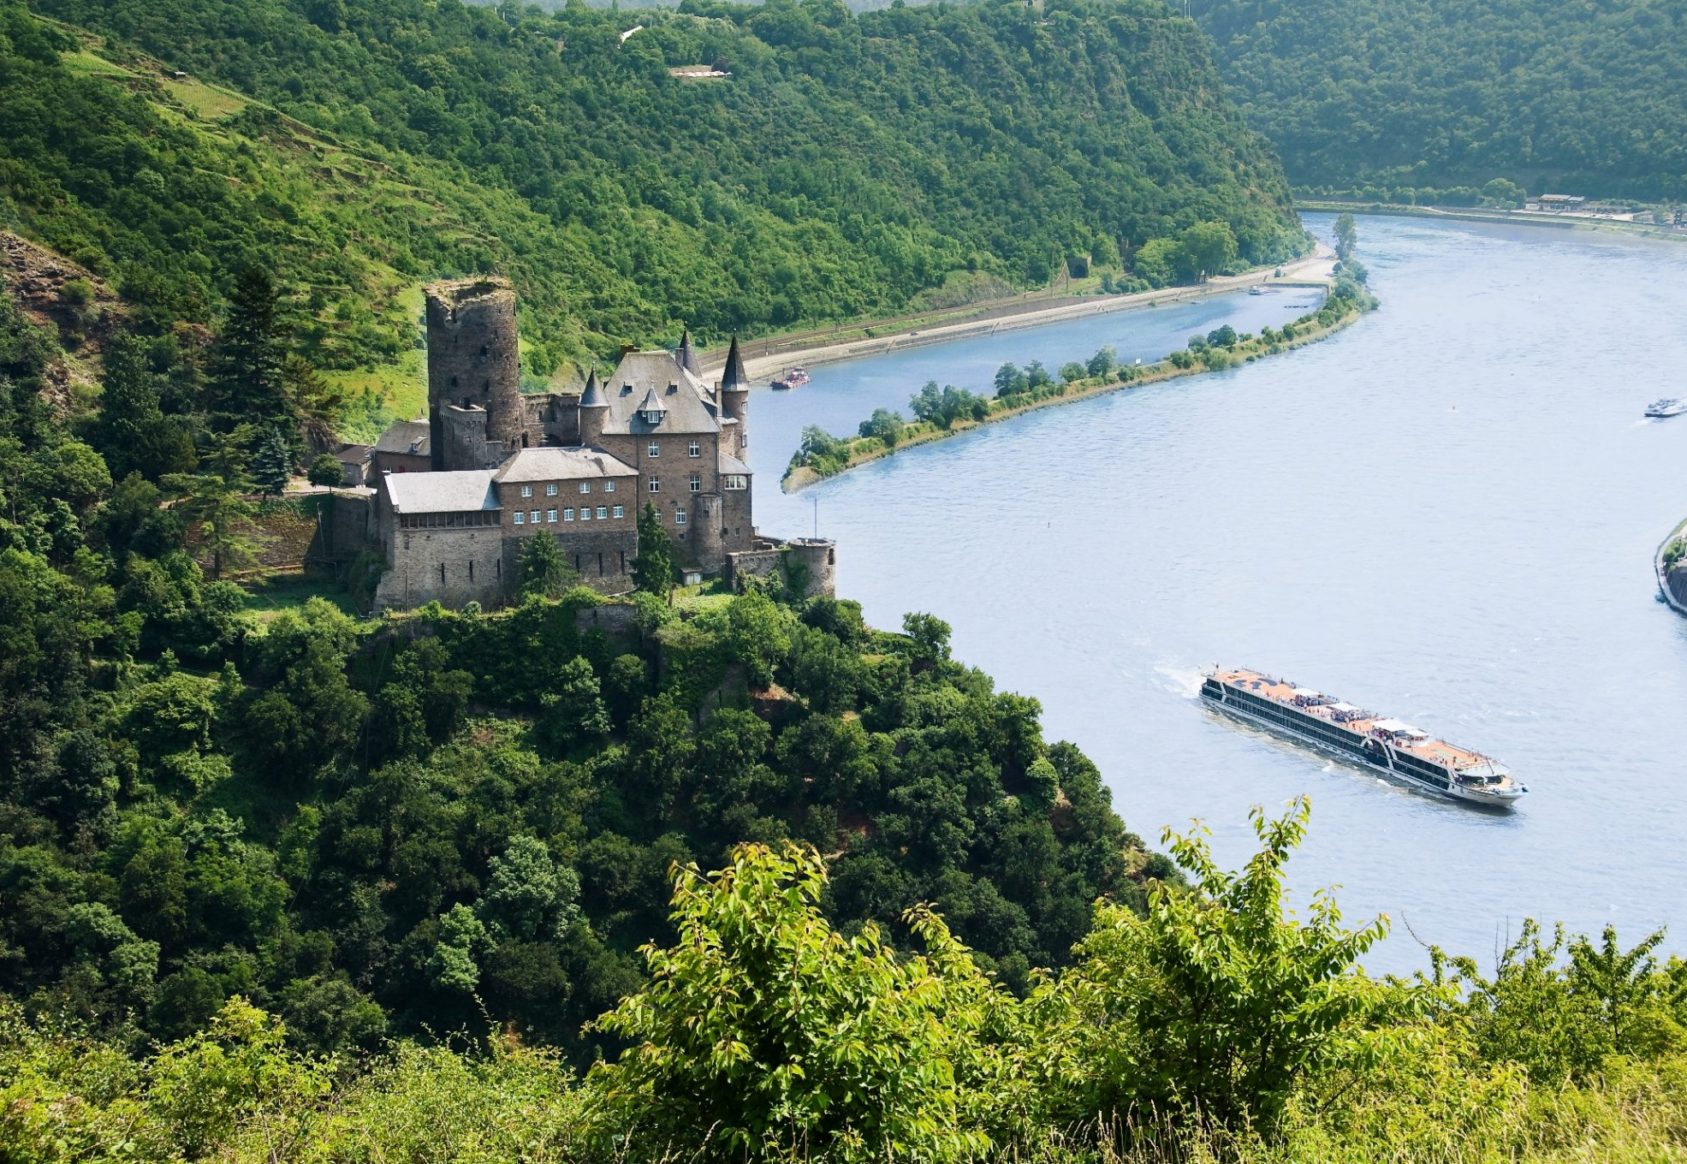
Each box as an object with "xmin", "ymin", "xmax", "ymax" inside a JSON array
[{"xmin": 1200, "ymin": 684, "xmax": 1520, "ymax": 810}]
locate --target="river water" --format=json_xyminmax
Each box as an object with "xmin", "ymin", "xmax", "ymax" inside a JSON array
[{"xmin": 745, "ymin": 215, "xmax": 1687, "ymax": 972}]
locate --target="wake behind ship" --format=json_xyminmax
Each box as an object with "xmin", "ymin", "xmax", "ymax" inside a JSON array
[{"xmin": 1201, "ymin": 667, "xmax": 1527, "ymax": 809}]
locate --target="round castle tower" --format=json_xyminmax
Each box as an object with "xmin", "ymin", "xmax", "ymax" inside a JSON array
[
  {"xmin": 785, "ymin": 538, "xmax": 837, "ymax": 599},
  {"xmin": 425, "ymin": 277, "xmax": 523, "ymax": 470}
]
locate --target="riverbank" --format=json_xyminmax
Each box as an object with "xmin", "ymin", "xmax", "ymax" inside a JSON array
[
  {"xmin": 1298, "ymin": 200, "xmax": 1687, "ymax": 243},
  {"xmin": 703, "ymin": 248, "xmax": 1338, "ymax": 383},
  {"xmin": 782, "ymin": 280, "xmax": 1372, "ymax": 491}
]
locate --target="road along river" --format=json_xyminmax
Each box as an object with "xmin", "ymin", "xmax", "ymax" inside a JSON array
[{"xmin": 745, "ymin": 214, "xmax": 1687, "ymax": 972}]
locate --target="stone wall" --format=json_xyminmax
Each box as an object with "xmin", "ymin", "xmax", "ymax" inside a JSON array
[
  {"xmin": 506, "ymin": 526, "xmax": 637, "ymax": 595},
  {"xmin": 374, "ymin": 525, "xmax": 507, "ymax": 611},
  {"xmin": 306, "ymin": 492, "xmax": 372, "ymax": 565},
  {"xmin": 723, "ymin": 538, "xmax": 836, "ymax": 599}
]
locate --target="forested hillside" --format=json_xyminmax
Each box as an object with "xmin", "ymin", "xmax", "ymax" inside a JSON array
[
  {"xmin": 1188, "ymin": 0, "xmax": 1687, "ymax": 202},
  {"xmin": 7, "ymin": 0, "xmax": 1303, "ymax": 382}
]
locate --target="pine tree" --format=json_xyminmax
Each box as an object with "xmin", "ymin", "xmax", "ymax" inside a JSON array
[
  {"xmin": 208, "ymin": 266, "xmax": 289, "ymax": 431},
  {"xmin": 632, "ymin": 503, "xmax": 676, "ymax": 600},
  {"xmin": 250, "ymin": 424, "xmax": 293, "ymax": 497},
  {"xmin": 517, "ymin": 529, "xmax": 575, "ymax": 599}
]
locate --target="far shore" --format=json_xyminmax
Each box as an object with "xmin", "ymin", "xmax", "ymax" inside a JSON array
[
  {"xmin": 700, "ymin": 248, "xmax": 1337, "ymax": 382},
  {"xmin": 781, "ymin": 281, "xmax": 1369, "ymax": 493},
  {"xmin": 1297, "ymin": 199, "xmax": 1687, "ymax": 243}
]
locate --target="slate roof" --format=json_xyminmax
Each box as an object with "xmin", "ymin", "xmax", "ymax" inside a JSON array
[
  {"xmin": 493, "ymin": 446, "xmax": 637, "ymax": 484},
  {"xmin": 374, "ymin": 419, "xmax": 431, "ymax": 456},
  {"xmin": 721, "ymin": 335, "xmax": 749, "ymax": 391},
  {"xmin": 602, "ymin": 350, "xmax": 721, "ymax": 436},
  {"xmin": 383, "ymin": 470, "xmax": 498, "ymax": 514},
  {"xmin": 718, "ymin": 450, "xmax": 753, "ymax": 476},
  {"xmin": 579, "ymin": 369, "xmax": 605, "ymax": 408}
]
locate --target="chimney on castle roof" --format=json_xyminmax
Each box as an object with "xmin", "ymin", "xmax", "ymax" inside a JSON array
[{"xmin": 676, "ymin": 327, "xmax": 701, "ymax": 377}]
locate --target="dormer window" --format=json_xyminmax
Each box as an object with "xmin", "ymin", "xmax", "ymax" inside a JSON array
[{"xmin": 640, "ymin": 406, "xmax": 665, "ymax": 424}]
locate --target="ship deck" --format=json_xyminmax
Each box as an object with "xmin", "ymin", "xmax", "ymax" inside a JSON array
[{"xmin": 1213, "ymin": 668, "xmax": 1493, "ymax": 772}]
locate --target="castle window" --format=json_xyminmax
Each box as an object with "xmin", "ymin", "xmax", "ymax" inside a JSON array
[
  {"xmin": 546, "ymin": 483, "xmax": 558, "ymax": 496},
  {"xmin": 723, "ymin": 474, "xmax": 748, "ymax": 490},
  {"xmin": 547, "ymin": 509, "xmax": 557, "ymax": 523},
  {"xmin": 564, "ymin": 508, "xmax": 575, "ymax": 521},
  {"xmin": 674, "ymin": 509, "xmax": 688, "ymax": 526},
  {"xmin": 612, "ymin": 505, "xmax": 624, "ymax": 518},
  {"xmin": 604, "ymin": 480, "xmax": 615, "ymax": 493},
  {"xmin": 520, "ymin": 485, "xmax": 533, "ymax": 498},
  {"xmin": 648, "ymin": 477, "xmax": 660, "ymax": 493},
  {"xmin": 648, "ymin": 442, "xmax": 660, "ymax": 458},
  {"xmin": 529, "ymin": 510, "xmax": 540, "ymax": 525},
  {"xmin": 579, "ymin": 506, "xmax": 591, "ymax": 522},
  {"xmin": 596, "ymin": 506, "xmax": 608, "ymax": 520},
  {"xmin": 688, "ymin": 441, "xmax": 701, "ymax": 458},
  {"xmin": 578, "ymin": 481, "xmax": 590, "ymax": 494},
  {"xmin": 688, "ymin": 473, "xmax": 701, "ymax": 493},
  {"xmin": 513, "ymin": 511, "xmax": 524, "ymax": 525}
]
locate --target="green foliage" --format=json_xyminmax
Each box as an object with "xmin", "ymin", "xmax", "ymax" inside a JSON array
[
  {"xmin": 632, "ymin": 503, "xmax": 676, "ymax": 599},
  {"xmin": 856, "ymin": 407, "xmax": 905, "ymax": 448},
  {"xmin": 1045, "ymin": 799, "xmax": 1387, "ymax": 1133},
  {"xmin": 306, "ymin": 453, "xmax": 342, "ymax": 488},
  {"xmin": 1189, "ymin": 0, "xmax": 1687, "ymax": 199},
  {"xmin": 9, "ymin": 0, "xmax": 1302, "ymax": 381},
  {"xmin": 586, "ymin": 842, "xmax": 1000, "ymax": 1163},
  {"xmin": 517, "ymin": 529, "xmax": 578, "ymax": 600}
]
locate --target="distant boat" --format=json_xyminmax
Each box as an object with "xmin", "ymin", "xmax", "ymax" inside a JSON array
[
  {"xmin": 771, "ymin": 367, "xmax": 811, "ymax": 391},
  {"xmin": 1645, "ymin": 398, "xmax": 1687, "ymax": 418},
  {"xmin": 1249, "ymin": 285, "xmax": 1268, "ymax": 295}
]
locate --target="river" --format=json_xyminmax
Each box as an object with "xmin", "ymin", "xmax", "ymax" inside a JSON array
[{"xmin": 744, "ymin": 214, "xmax": 1687, "ymax": 972}]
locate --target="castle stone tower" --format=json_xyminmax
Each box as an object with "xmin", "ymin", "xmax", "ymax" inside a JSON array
[
  {"xmin": 425, "ymin": 277, "xmax": 523, "ymax": 470},
  {"xmin": 578, "ymin": 369, "xmax": 607, "ymax": 446},
  {"xmin": 720, "ymin": 335, "xmax": 750, "ymax": 458},
  {"xmin": 786, "ymin": 538, "xmax": 837, "ymax": 598}
]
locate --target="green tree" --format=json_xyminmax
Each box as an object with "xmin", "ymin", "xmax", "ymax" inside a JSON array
[
  {"xmin": 208, "ymin": 266, "xmax": 289, "ymax": 432},
  {"xmin": 306, "ymin": 453, "xmax": 342, "ymax": 488},
  {"xmin": 516, "ymin": 529, "xmax": 576, "ymax": 599},
  {"xmin": 250, "ymin": 423, "xmax": 292, "ymax": 496},
  {"xmin": 162, "ymin": 470, "xmax": 263, "ymax": 580},
  {"xmin": 632, "ymin": 503, "xmax": 675, "ymax": 600},
  {"xmin": 477, "ymin": 835, "xmax": 581, "ymax": 944},
  {"xmin": 1047, "ymin": 798, "xmax": 1386, "ymax": 1132},
  {"xmin": 856, "ymin": 408, "xmax": 905, "ymax": 448},
  {"xmin": 585, "ymin": 843, "xmax": 1003, "ymax": 1163},
  {"xmin": 1177, "ymin": 220, "xmax": 1239, "ymax": 281},
  {"xmin": 1333, "ymin": 212, "xmax": 1358, "ymax": 261}
]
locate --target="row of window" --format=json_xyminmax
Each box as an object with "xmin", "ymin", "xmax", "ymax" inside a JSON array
[
  {"xmin": 647, "ymin": 441, "xmax": 703, "ymax": 458},
  {"xmin": 513, "ymin": 505, "xmax": 624, "ymax": 526},
  {"xmin": 647, "ymin": 474, "xmax": 710, "ymax": 494},
  {"xmin": 398, "ymin": 511, "xmax": 500, "ymax": 529},
  {"xmin": 519, "ymin": 480, "xmax": 616, "ymax": 499}
]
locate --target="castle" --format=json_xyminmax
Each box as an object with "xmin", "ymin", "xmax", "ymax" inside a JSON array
[{"xmin": 365, "ymin": 277, "xmax": 832, "ymax": 610}]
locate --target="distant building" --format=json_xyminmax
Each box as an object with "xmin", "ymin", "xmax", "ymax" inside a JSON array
[
  {"xmin": 372, "ymin": 419, "xmax": 431, "ymax": 476},
  {"xmin": 330, "ymin": 442, "xmax": 372, "ymax": 487},
  {"xmin": 362, "ymin": 277, "xmax": 803, "ymax": 611},
  {"xmin": 1537, "ymin": 194, "xmax": 1586, "ymax": 212}
]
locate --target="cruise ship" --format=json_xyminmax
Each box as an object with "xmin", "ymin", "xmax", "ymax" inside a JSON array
[{"xmin": 1201, "ymin": 667, "xmax": 1528, "ymax": 809}]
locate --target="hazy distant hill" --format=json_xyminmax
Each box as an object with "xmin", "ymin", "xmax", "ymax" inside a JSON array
[
  {"xmin": 10, "ymin": 0, "xmax": 1302, "ymax": 384},
  {"xmin": 1188, "ymin": 0, "xmax": 1687, "ymax": 202}
]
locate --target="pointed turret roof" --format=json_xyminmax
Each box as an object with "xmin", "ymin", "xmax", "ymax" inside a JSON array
[
  {"xmin": 636, "ymin": 386, "xmax": 668, "ymax": 419},
  {"xmin": 579, "ymin": 368, "xmax": 606, "ymax": 408},
  {"xmin": 722, "ymin": 334, "xmax": 749, "ymax": 391},
  {"xmin": 676, "ymin": 327, "xmax": 701, "ymax": 376}
]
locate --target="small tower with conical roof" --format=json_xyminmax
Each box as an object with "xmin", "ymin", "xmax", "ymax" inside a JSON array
[
  {"xmin": 720, "ymin": 334, "xmax": 750, "ymax": 458},
  {"xmin": 675, "ymin": 327, "xmax": 702, "ymax": 378},
  {"xmin": 578, "ymin": 369, "xmax": 607, "ymax": 446}
]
